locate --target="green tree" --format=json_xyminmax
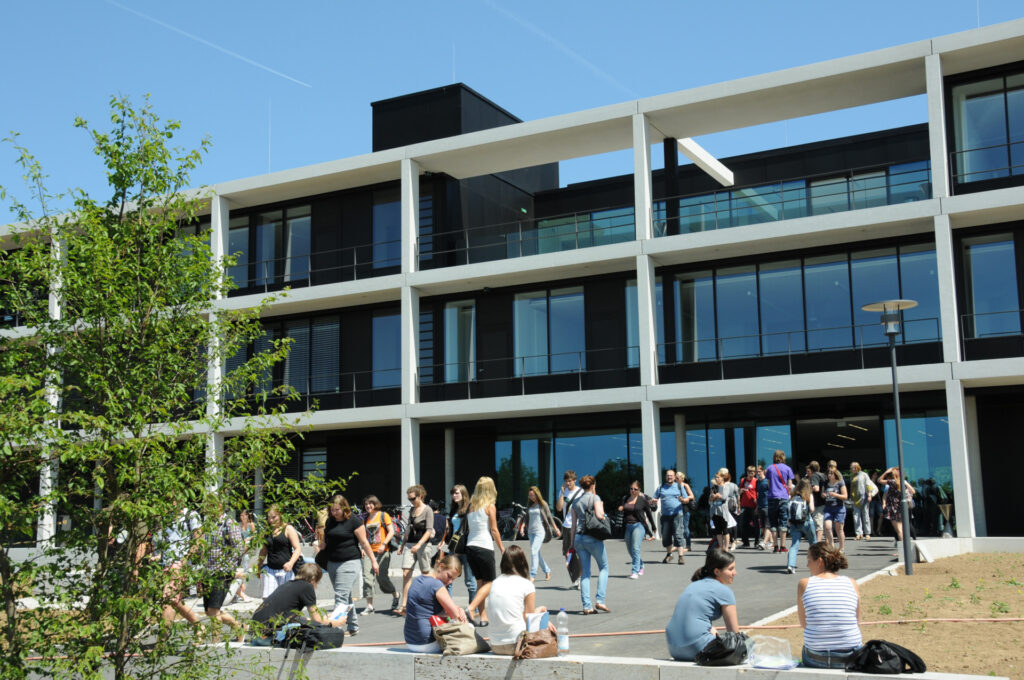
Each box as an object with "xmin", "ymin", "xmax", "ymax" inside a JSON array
[{"xmin": 0, "ymin": 96, "xmax": 335, "ymax": 680}]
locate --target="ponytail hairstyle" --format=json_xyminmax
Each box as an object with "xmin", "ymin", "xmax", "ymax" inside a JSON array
[
  {"xmin": 691, "ymin": 548, "xmax": 735, "ymax": 582},
  {"xmin": 808, "ymin": 541, "xmax": 848, "ymax": 572},
  {"xmin": 794, "ymin": 478, "xmax": 812, "ymax": 503}
]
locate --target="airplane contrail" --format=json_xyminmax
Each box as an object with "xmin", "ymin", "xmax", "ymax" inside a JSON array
[
  {"xmin": 481, "ymin": 0, "xmax": 637, "ymax": 98},
  {"xmin": 105, "ymin": 0, "xmax": 312, "ymax": 89}
]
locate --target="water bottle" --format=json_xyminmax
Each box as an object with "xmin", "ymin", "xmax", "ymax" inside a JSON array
[{"xmin": 556, "ymin": 608, "xmax": 570, "ymax": 655}]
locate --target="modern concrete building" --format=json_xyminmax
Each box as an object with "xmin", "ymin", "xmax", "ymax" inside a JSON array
[{"xmin": 11, "ymin": 19, "xmax": 1024, "ymax": 539}]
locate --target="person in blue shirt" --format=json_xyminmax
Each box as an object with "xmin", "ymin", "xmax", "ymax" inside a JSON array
[
  {"xmin": 666, "ymin": 549, "xmax": 740, "ymax": 661},
  {"xmin": 653, "ymin": 469, "xmax": 693, "ymax": 564}
]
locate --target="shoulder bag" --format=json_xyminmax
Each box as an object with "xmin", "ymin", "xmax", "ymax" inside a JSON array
[
  {"xmin": 581, "ymin": 495, "xmax": 612, "ymax": 541},
  {"xmin": 845, "ymin": 639, "xmax": 926, "ymax": 674},
  {"xmin": 695, "ymin": 631, "xmax": 749, "ymax": 666},
  {"xmin": 445, "ymin": 513, "xmax": 468, "ymax": 555},
  {"xmin": 432, "ymin": 620, "xmax": 490, "ymax": 656},
  {"xmin": 513, "ymin": 629, "xmax": 558, "ymax": 659}
]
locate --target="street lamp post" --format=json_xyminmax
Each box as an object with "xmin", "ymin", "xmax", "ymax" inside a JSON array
[{"xmin": 861, "ymin": 299, "xmax": 917, "ymax": 574}]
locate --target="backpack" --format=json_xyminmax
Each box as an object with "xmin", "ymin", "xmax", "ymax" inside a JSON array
[
  {"xmin": 845, "ymin": 639, "xmax": 926, "ymax": 674},
  {"xmin": 726, "ymin": 484, "xmax": 739, "ymax": 514},
  {"xmin": 429, "ymin": 509, "xmax": 448, "ymax": 546},
  {"xmin": 788, "ymin": 496, "xmax": 807, "ymax": 523}
]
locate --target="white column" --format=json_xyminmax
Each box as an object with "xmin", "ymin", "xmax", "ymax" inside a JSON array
[
  {"xmin": 401, "ymin": 286, "xmax": 420, "ymax": 405},
  {"xmin": 401, "ymin": 158, "xmax": 421, "ymax": 275},
  {"xmin": 206, "ymin": 433, "xmax": 225, "ymax": 491},
  {"xmin": 674, "ymin": 413, "xmax": 687, "ymax": 476},
  {"xmin": 632, "ymin": 113, "xmax": 654, "ymax": 241},
  {"xmin": 38, "ymin": 231, "xmax": 63, "ymax": 544},
  {"xmin": 944, "ymin": 379, "xmax": 976, "ymax": 537},
  {"xmin": 444, "ymin": 428, "xmax": 456, "ymax": 497},
  {"xmin": 636, "ymin": 255, "xmax": 659, "ymax": 387},
  {"xmin": 207, "ymin": 194, "xmax": 231, "ymax": 489},
  {"xmin": 210, "ymin": 194, "xmax": 230, "ymax": 283},
  {"xmin": 964, "ymin": 395, "xmax": 987, "ymax": 536},
  {"xmin": 933, "ymin": 214, "xmax": 961, "ymax": 362},
  {"xmin": 925, "ymin": 54, "xmax": 950, "ymax": 200},
  {"xmin": 640, "ymin": 400, "xmax": 662, "ymax": 496},
  {"xmin": 254, "ymin": 467, "xmax": 265, "ymax": 517},
  {"xmin": 400, "ymin": 417, "xmax": 420, "ymax": 498}
]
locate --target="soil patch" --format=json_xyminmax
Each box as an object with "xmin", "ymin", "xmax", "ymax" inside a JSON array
[{"xmin": 759, "ymin": 552, "xmax": 1024, "ymax": 679}]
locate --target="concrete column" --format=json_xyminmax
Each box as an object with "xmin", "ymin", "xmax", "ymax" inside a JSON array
[
  {"xmin": 933, "ymin": 214, "xmax": 961, "ymax": 362},
  {"xmin": 401, "ymin": 158, "xmax": 421, "ymax": 275},
  {"xmin": 944, "ymin": 379, "xmax": 976, "ymax": 537},
  {"xmin": 400, "ymin": 417, "xmax": 421, "ymax": 500},
  {"xmin": 640, "ymin": 400, "xmax": 662, "ymax": 496},
  {"xmin": 38, "ymin": 231, "xmax": 63, "ymax": 544},
  {"xmin": 206, "ymin": 433, "xmax": 225, "ymax": 491},
  {"xmin": 401, "ymin": 286, "xmax": 420, "ymax": 405},
  {"xmin": 210, "ymin": 193, "xmax": 230, "ymax": 286},
  {"xmin": 632, "ymin": 113, "xmax": 654, "ymax": 241},
  {"xmin": 444, "ymin": 428, "xmax": 455, "ymax": 497},
  {"xmin": 254, "ymin": 467, "xmax": 265, "ymax": 517},
  {"xmin": 207, "ymin": 194, "xmax": 230, "ymax": 491},
  {"xmin": 636, "ymin": 255, "xmax": 659, "ymax": 387},
  {"xmin": 964, "ymin": 395, "xmax": 987, "ymax": 536},
  {"xmin": 925, "ymin": 54, "xmax": 950, "ymax": 200},
  {"xmin": 674, "ymin": 413, "xmax": 687, "ymax": 476}
]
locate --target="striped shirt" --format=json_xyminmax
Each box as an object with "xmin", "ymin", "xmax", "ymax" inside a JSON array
[{"xmin": 802, "ymin": 575, "xmax": 862, "ymax": 651}]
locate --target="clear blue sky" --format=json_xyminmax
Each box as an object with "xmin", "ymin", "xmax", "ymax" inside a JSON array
[{"xmin": 1, "ymin": 1, "xmax": 1022, "ymax": 215}]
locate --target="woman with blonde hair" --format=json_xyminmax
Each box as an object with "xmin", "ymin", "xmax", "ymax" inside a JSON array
[
  {"xmin": 462, "ymin": 476, "xmax": 504, "ymax": 626},
  {"xmin": 319, "ymin": 494, "xmax": 378, "ymax": 636},
  {"xmin": 522, "ymin": 485, "xmax": 560, "ymax": 582},
  {"xmin": 403, "ymin": 554, "xmax": 468, "ymax": 653},
  {"xmin": 256, "ymin": 505, "xmax": 302, "ymax": 599}
]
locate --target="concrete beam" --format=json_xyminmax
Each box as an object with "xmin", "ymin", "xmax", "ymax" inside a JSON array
[{"xmin": 677, "ymin": 138, "xmax": 734, "ymax": 187}]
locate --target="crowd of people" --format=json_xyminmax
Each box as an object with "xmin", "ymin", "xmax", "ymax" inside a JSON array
[{"xmin": 151, "ymin": 450, "xmax": 914, "ymax": 665}]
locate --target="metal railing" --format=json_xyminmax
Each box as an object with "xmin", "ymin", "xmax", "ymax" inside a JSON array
[
  {"xmin": 654, "ymin": 160, "xmax": 931, "ymax": 235},
  {"xmin": 949, "ymin": 141, "xmax": 1024, "ymax": 184},
  {"xmin": 227, "ymin": 240, "xmax": 402, "ymax": 293},
  {"xmin": 658, "ymin": 317, "xmax": 941, "ymax": 379},
  {"xmin": 418, "ymin": 205, "xmax": 636, "ymax": 268},
  {"xmin": 226, "ymin": 367, "xmax": 402, "ymax": 410},
  {"xmin": 959, "ymin": 309, "xmax": 1024, "ymax": 342}
]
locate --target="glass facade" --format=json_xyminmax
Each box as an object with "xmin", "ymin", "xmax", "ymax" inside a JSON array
[
  {"xmin": 228, "ymin": 205, "xmax": 311, "ymax": 290},
  {"xmin": 372, "ymin": 310, "xmax": 401, "ymax": 388},
  {"xmin": 625, "ymin": 278, "xmax": 665, "ymax": 366},
  {"xmin": 444, "ymin": 300, "xmax": 476, "ymax": 382},
  {"xmin": 513, "ymin": 287, "xmax": 585, "ymax": 376},
  {"xmin": 883, "ymin": 411, "xmax": 956, "ymax": 536},
  {"xmin": 372, "ymin": 188, "xmax": 401, "ymax": 269},
  {"xmin": 668, "ymin": 243, "xmax": 941, "ymax": 363},
  {"xmin": 951, "ymin": 70, "xmax": 1024, "ymax": 183},
  {"xmin": 961, "ymin": 233, "xmax": 1021, "ymax": 338}
]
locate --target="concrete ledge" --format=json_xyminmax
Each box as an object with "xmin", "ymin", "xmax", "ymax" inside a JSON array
[
  {"xmin": 221, "ymin": 646, "xmax": 1007, "ymax": 680},
  {"xmin": 915, "ymin": 537, "xmax": 1024, "ymax": 563}
]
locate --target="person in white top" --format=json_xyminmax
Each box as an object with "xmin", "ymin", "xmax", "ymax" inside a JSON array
[
  {"xmin": 555, "ymin": 470, "xmax": 583, "ymax": 585},
  {"xmin": 798, "ymin": 542, "xmax": 863, "ymax": 669},
  {"xmin": 462, "ymin": 476, "xmax": 505, "ymax": 627},
  {"xmin": 485, "ymin": 545, "xmax": 554, "ymax": 655}
]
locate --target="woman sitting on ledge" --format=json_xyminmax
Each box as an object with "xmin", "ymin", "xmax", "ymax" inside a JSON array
[
  {"xmin": 403, "ymin": 554, "xmax": 467, "ymax": 653},
  {"xmin": 249, "ymin": 563, "xmax": 341, "ymax": 645},
  {"xmin": 665, "ymin": 549, "xmax": 739, "ymax": 661},
  {"xmin": 798, "ymin": 542, "xmax": 862, "ymax": 668}
]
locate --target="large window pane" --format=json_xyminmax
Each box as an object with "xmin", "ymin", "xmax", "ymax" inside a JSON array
[
  {"xmin": 678, "ymin": 193, "xmax": 720, "ymax": 233},
  {"xmin": 372, "ymin": 311, "xmax": 401, "ymax": 388},
  {"xmin": 962, "ymin": 234, "xmax": 1020, "ymax": 337},
  {"xmin": 284, "ymin": 205, "xmax": 311, "ymax": 283},
  {"xmin": 591, "ymin": 207, "xmax": 635, "ymax": 246},
  {"xmin": 284, "ymin": 319, "xmax": 310, "ymax": 394},
  {"xmin": 685, "ymin": 427, "xmax": 709, "ymax": 498},
  {"xmin": 372, "ymin": 188, "xmax": 401, "ymax": 269},
  {"xmin": 781, "ymin": 180, "xmax": 808, "ymax": 220},
  {"xmin": 675, "ymin": 271, "xmax": 716, "ymax": 362},
  {"xmin": 851, "ymin": 248, "xmax": 899, "ymax": 347},
  {"xmin": 756, "ymin": 423, "xmax": 792, "ymax": 468},
  {"xmin": 706, "ymin": 427, "xmax": 727, "ymax": 486},
  {"xmin": 759, "ymin": 260, "xmax": 805, "ymax": 354},
  {"xmin": 311, "ymin": 316, "xmax": 340, "ymax": 393},
  {"xmin": 715, "ymin": 265, "xmax": 759, "ymax": 358},
  {"xmin": 444, "ymin": 300, "xmax": 476, "ymax": 382},
  {"xmin": 731, "ymin": 184, "xmax": 781, "ymax": 227},
  {"xmin": 883, "ymin": 411, "xmax": 955, "ymax": 536},
  {"xmin": 514, "ymin": 292, "xmax": 547, "ymax": 377},
  {"xmin": 557, "ymin": 430, "xmax": 628, "ymax": 498},
  {"xmin": 804, "ymin": 254, "xmax": 853, "ymax": 350},
  {"xmin": 888, "ymin": 161, "xmax": 931, "ymax": 204},
  {"xmin": 255, "ymin": 210, "xmax": 281, "ymax": 287},
  {"xmin": 899, "ymin": 244, "xmax": 941, "ymax": 342},
  {"xmin": 850, "ymin": 171, "xmax": 887, "ymax": 210},
  {"xmin": 227, "ymin": 217, "xmax": 249, "ymax": 288},
  {"xmin": 952, "ymin": 78, "xmax": 1009, "ymax": 182},
  {"xmin": 549, "ymin": 287, "xmax": 585, "ymax": 374},
  {"xmin": 809, "ymin": 177, "xmax": 849, "ymax": 215},
  {"xmin": 626, "ymin": 278, "xmax": 665, "ymax": 367}
]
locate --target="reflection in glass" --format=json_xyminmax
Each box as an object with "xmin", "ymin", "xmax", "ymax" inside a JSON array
[
  {"xmin": 685, "ymin": 427, "xmax": 709, "ymax": 499},
  {"xmin": 952, "ymin": 78, "xmax": 1010, "ymax": 182},
  {"xmin": 444, "ymin": 300, "xmax": 476, "ymax": 382},
  {"xmin": 255, "ymin": 210, "xmax": 281, "ymax": 287},
  {"xmin": 514, "ymin": 292, "xmax": 548, "ymax": 376},
  {"xmin": 850, "ymin": 171, "xmax": 887, "ymax": 210},
  {"xmin": 809, "ymin": 177, "xmax": 849, "ymax": 215},
  {"xmin": 626, "ymin": 278, "xmax": 665, "ymax": 367},
  {"xmin": 962, "ymin": 234, "xmax": 1020, "ymax": 338},
  {"xmin": 372, "ymin": 311, "xmax": 401, "ymax": 388},
  {"xmin": 284, "ymin": 206, "xmax": 311, "ymax": 283},
  {"xmin": 549, "ymin": 287, "xmax": 586, "ymax": 374},
  {"xmin": 731, "ymin": 184, "xmax": 781, "ymax": 227},
  {"xmin": 228, "ymin": 217, "xmax": 249, "ymax": 288},
  {"xmin": 372, "ymin": 188, "xmax": 401, "ymax": 268},
  {"xmin": 675, "ymin": 272, "xmax": 716, "ymax": 362},
  {"xmin": 759, "ymin": 260, "xmax": 805, "ymax": 355},
  {"xmin": 888, "ymin": 161, "xmax": 931, "ymax": 204},
  {"xmin": 883, "ymin": 411, "xmax": 955, "ymax": 536},
  {"xmin": 851, "ymin": 248, "xmax": 899, "ymax": 347},
  {"xmin": 716, "ymin": 266, "xmax": 759, "ymax": 358},
  {"xmin": 804, "ymin": 254, "xmax": 853, "ymax": 351},
  {"xmin": 899, "ymin": 244, "xmax": 941, "ymax": 342},
  {"xmin": 706, "ymin": 428, "xmax": 727, "ymax": 486},
  {"xmin": 756, "ymin": 423, "xmax": 792, "ymax": 467}
]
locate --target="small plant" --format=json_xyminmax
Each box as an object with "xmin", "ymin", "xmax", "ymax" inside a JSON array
[
  {"xmin": 946, "ymin": 576, "xmax": 961, "ymax": 590},
  {"xmin": 970, "ymin": 593, "xmax": 982, "ymax": 605},
  {"xmin": 1006, "ymin": 578, "xmax": 1023, "ymax": 586},
  {"xmin": 901, "ymin": 601, "xmax": 921, "ymax": 616},
  {"xmin": 923, "ymin": 588, "xmax": 932, "ymax": 601},
  {"xmin": 874, "ymin": 593, "xmax": 891, "ymax": 601},
  {"xmin": 878, "ymin": 604, "xmax": 892, "ymax": 616},
  {"xmin": 915, "ymin": 622, "xmax": 927, "ymax": 632},
  {"xmin": 976, "ymin": 579, "xmax": 986, "ymax": 591},
  {"xmin": 991, "ymin": 601, "xmax": 1010, "ymax": 614}
]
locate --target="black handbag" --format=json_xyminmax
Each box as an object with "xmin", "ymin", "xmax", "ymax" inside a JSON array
[
  {"xmin": 845, "ymin": 639, "xmax": 926, "ymax": 674},
  {"xmin": 581, "ymin": 497, "xmax": 611, "ymax": 541},
  {"xmin": 314, "ymin": 549, "xmax": 329, "ymax": 569},
  {"xmin": 446, "ymin": 515, "xmax": 467, "ymax": 555},
  {"xmin": 695, "ymin": 632, "xmax": 749, "ymax": 666},
  {"xmin": 278, "ymin": 622, "xmax": 344, "ymax": 650}
]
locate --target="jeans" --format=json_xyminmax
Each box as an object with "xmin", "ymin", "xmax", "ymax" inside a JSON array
[
  {"xmin": 802, "ymin": 646, "xmax": 858, "ymax": 669},
  {"xmin": 768, "ymin": 497, "xmax": 790, "ymax": 531},
  {"xmin": 852, "ymin": 498, "xmax": 871, "ymax": 537},
  {"xmin": 574, "ymin": 533, "xmax": 608, "ymax": 609},
  {"xmin": 528, "ymin": 532, "xmax": 550, "ymax": 578},
  {"xmin": 660, "ymin": 512, "xmax": 690, "ymax": 549},
  {"xmin": 446, "ymin": 554, "xmax": 478, "ymax": 602},
  {"xmin": 625, "ymin": 522, "xmax": 645, "ymax": 574},
  {"xmin": 327, "ymin": 559, "xmax": 360, "ymax": 632},
  {"xmin": 787, "ymin": 519, "xmax": 817, "ymax": 569}
]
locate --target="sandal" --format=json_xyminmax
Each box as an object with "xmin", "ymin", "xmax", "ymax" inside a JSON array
[
  {"xmin": 394, "ymin": 606, "xmax": 406, "ymax": 617},
  {"xmin": 678, "ymin": 555, "xmax": 685, "ymax": 565},
  {"xmin": 595, "ymin": 604, "xmax": 611, "ymax": 613},
  {"xmin": 582, "ymin": 609, "xmax": 597, "ymax": 615},
  {"xmin": 662, "ymin": 554, "xmax": 673, "ymax": 564}
]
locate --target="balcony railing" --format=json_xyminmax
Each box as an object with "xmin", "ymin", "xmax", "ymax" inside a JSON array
[
  {"xmin": 960, "ymin": 310, "xmax": 1024, "ymax": 361},
  {"xmin": 950, "ymin": 141, "xmax": 1024, "ymax": 185},
  {"xmin": 655, "ymin": 160, "xmax": 931, "ymax": 236},
  {"xmin": 227, "ymin": 240, "xmax": 402, "ymax": 295},
  {"xmin": 227, "ymin": 368, "xmax": 402, "ymax": 411},
  {"xmin": 418, "ymin": 205, "xmax": 636, "ymax": 269},
  {"xmin": 658, "ymin": 317, "xmax": 942, "ymax": 382}
]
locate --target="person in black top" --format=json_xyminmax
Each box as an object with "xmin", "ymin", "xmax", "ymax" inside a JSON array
[
  {"xmin": 618, "ymin": 481, "xmax": 656, "ymax": 579},
  {"xmin": 319, "ymin": 494, "xmax": 378, "ymax": 637},
  {"xmin": 256, "ymin": 505, "xmax": 303, "ymax": 599},
  {"xmin": 249, "ymin": 563, "xmax": 341, "ymax": 645},
  {"xmin": 806, "ymin": 462, "xmax": 828, "ymax": 543}
]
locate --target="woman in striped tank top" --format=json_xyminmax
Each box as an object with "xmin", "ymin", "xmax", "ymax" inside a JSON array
[{"xmin": 797, "ymin": 542, "xmax": 862, "ymax": 669}]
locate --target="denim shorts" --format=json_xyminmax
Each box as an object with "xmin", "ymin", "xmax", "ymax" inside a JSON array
[
  {"xmin": 767, "ymin": 497, "xmax": 790, "ymax": 530},
  {"xmin": 823, "ymin": 504, "xmax": 847, "ymax": 525}
]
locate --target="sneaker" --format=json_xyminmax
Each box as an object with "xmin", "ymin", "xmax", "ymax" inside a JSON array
[
  {"xmin": 629, "ymin": 573, "xmax": 639, "ymax": 580},
  {"xmin": 346, "ymin": 629, "xmax": 358, "ymax": 637},
  {"xmin": 786, "ymin": 567, "xmax": 796, "ymax": 574},
  {"xmin": 638, "ymin": 568, "xmax": 644, "ymax": 576},
  {"xmin": 391, "ymin": 596, "xmax": 400, "ymax": 611},
  {"xmin": 363, "ymin": 604, "xmax": 374, "ymax": 614}
]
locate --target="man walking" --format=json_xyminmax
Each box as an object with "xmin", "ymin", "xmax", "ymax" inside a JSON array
[
  {"xmin": 652, "ymin": 469, "xmax": 691, "ymax": 564},
  {"xmin": 555, "ymin": 470, "xmax": 584, "ymax": 586},
  {"xmin": 765, "ymin": 450, "xmax": 795, "ymax": 554}
]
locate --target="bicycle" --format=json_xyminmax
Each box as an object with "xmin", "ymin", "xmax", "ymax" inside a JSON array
[
  {"xmin": 497, "ymin": 502, "xmax": 527, "ymax": 541},
  {"xmin": 292, "ymin": 516, "xmax": 318, "ymax": 546},
  {"xmin": 381, "ymin": 504, "xmax": 411, "ymax": 551}
]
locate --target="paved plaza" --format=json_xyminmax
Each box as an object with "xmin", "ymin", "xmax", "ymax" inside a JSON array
[{"xmin": 222, "ymin": 534, "xmax": 900, "ymax": 659}]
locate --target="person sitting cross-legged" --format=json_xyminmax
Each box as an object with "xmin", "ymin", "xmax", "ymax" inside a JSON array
[{"xmin": 248, "ymin": 563, "xmax": 341, "ymax": 646}]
